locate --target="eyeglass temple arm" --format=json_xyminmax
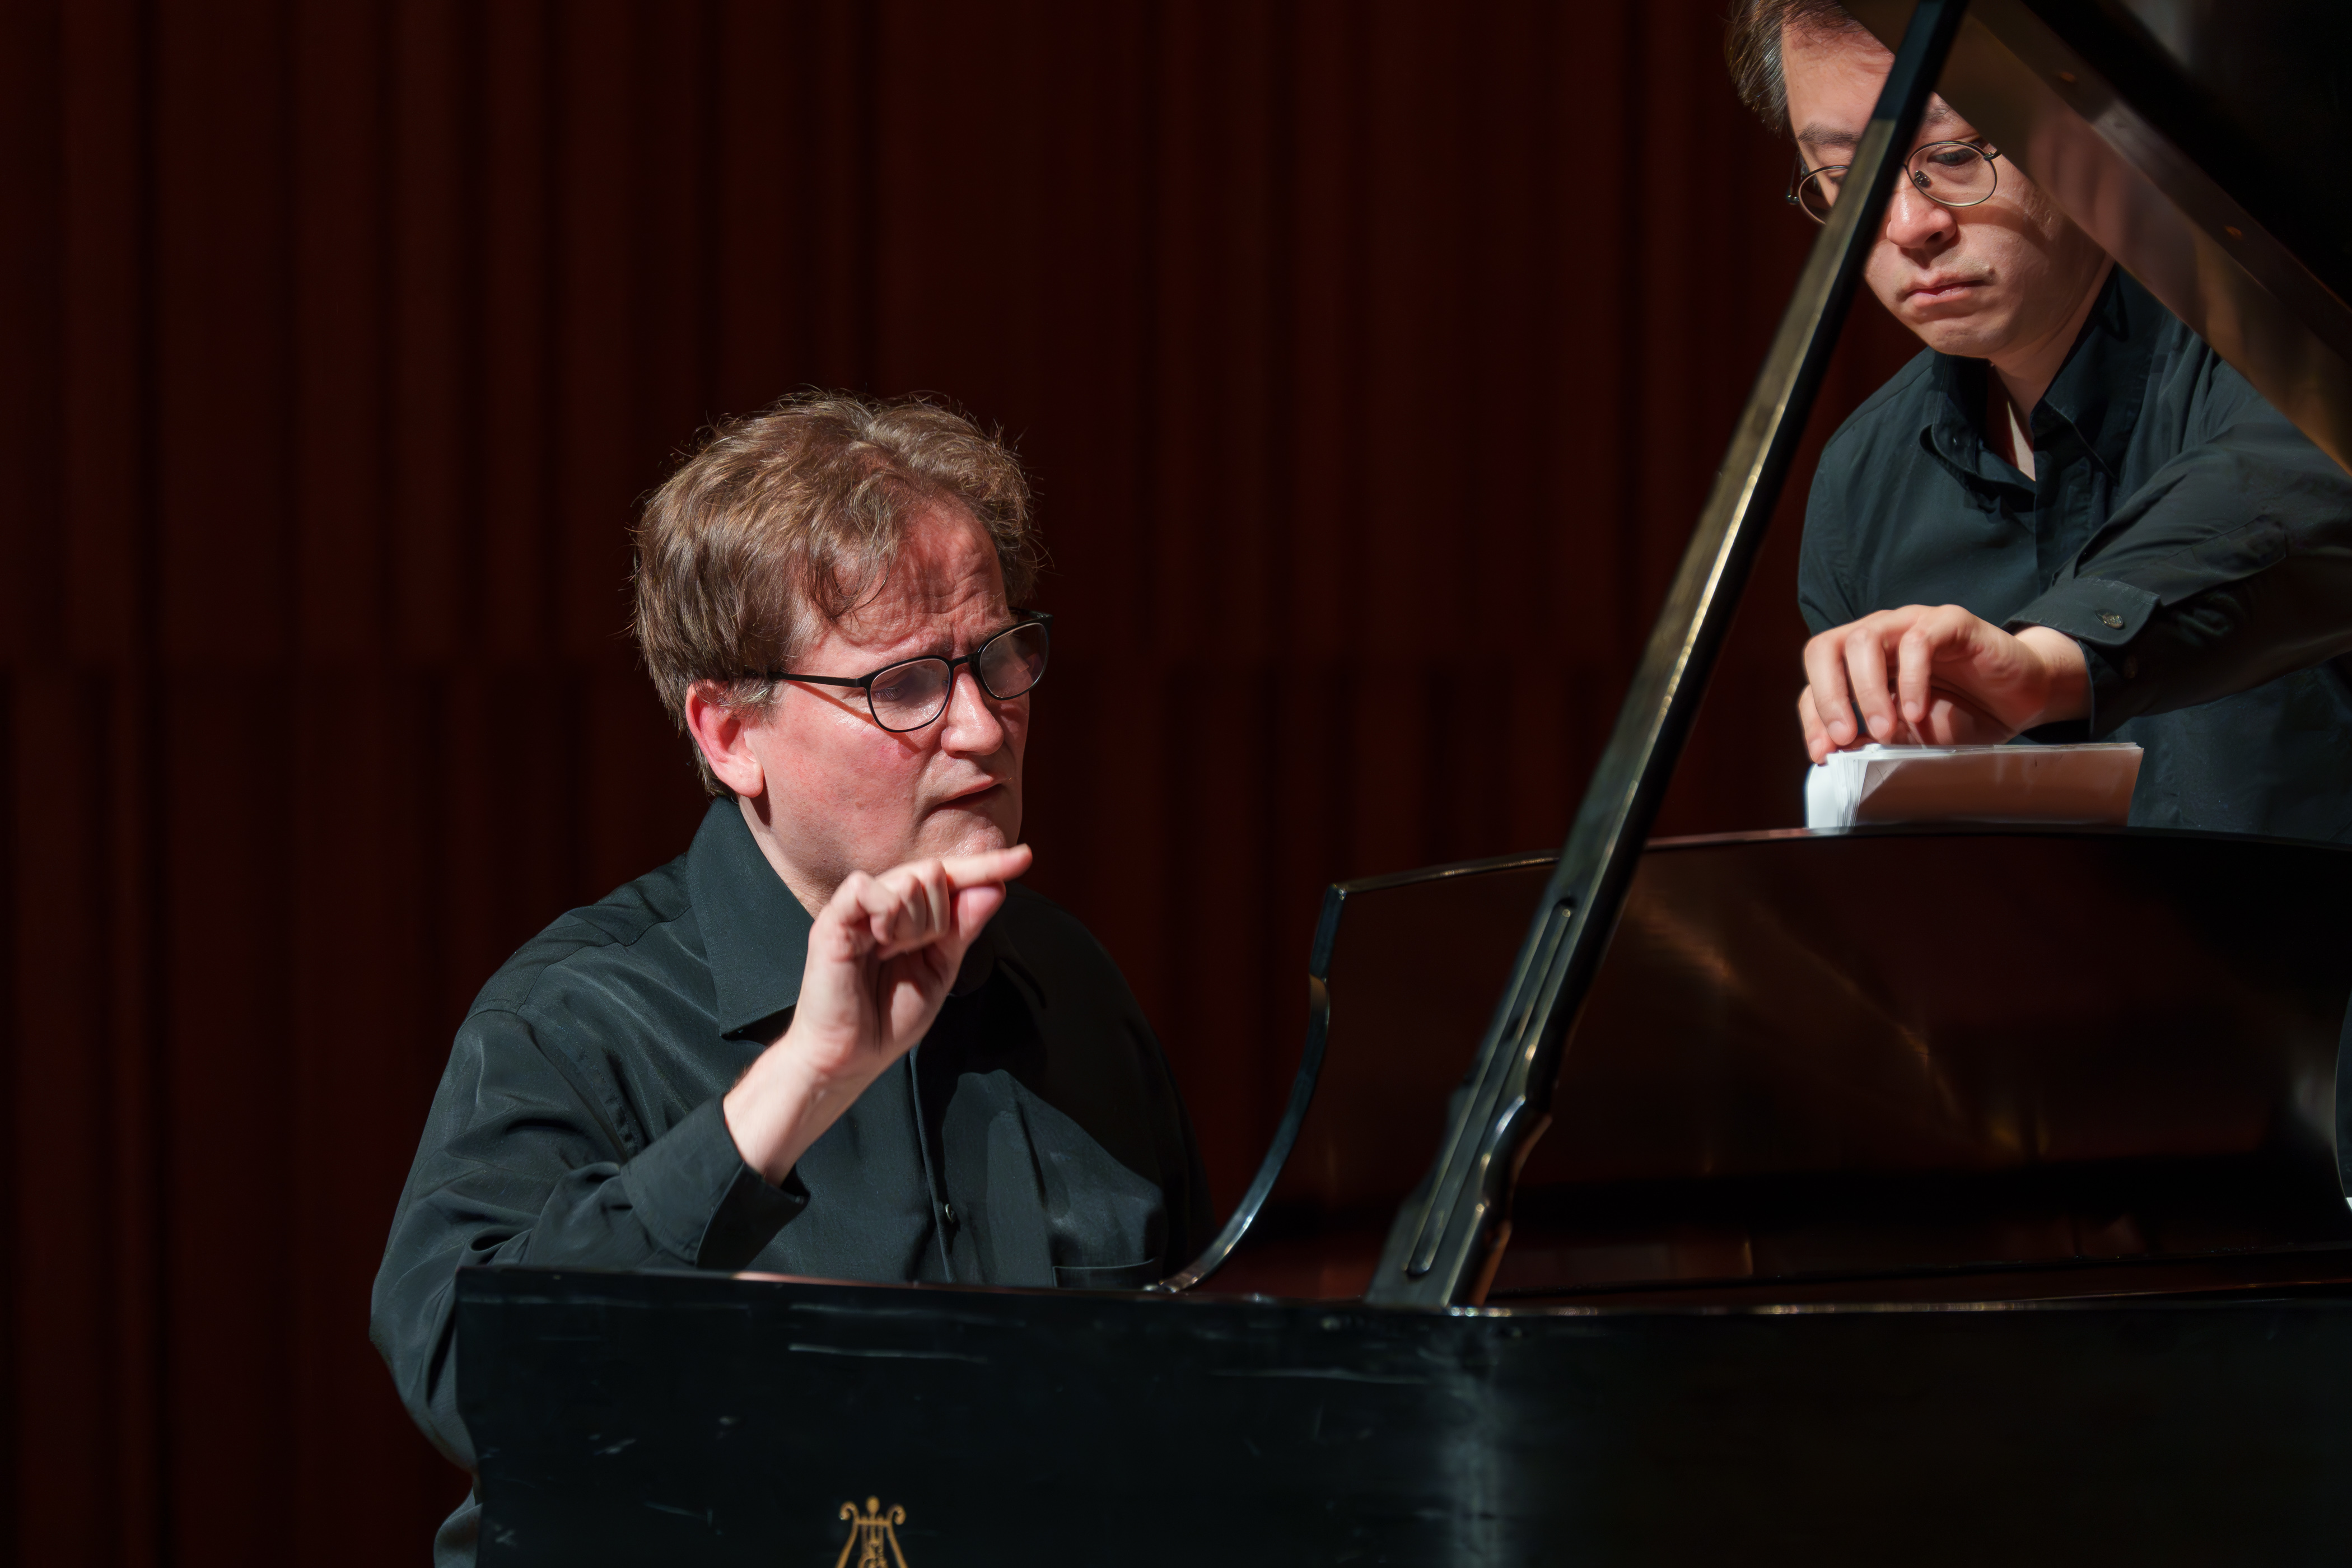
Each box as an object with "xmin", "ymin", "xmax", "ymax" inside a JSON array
[
  {"xmin": 760, "ymin": 613, "xmax": 1050, "ymax": 685},
  {"xmin": 757, "ymin": 670, "xmax": 867, "ymax": 687}
]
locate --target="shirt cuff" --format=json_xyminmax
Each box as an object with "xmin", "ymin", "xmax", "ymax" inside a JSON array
[
  {"xmin": 2006, "ymin": 577, "xmax": 2157, "ymax": 740},
  {"xmin": 627, "ymin": 1094, "xmax": 808, "ymax": 1271},
  {"xmin": 2005, "ymin": 575, "xmax": 2160, "ymax": 651}
]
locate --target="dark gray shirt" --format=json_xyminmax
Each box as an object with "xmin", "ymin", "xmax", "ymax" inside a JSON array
[
  {"xmin": 371, "ymin": 799, "xmax": 1210, "ymax": 1561},
  {"xmin": 1800, "ymin": 268, "xmax": 2352, "ymax": 842}
]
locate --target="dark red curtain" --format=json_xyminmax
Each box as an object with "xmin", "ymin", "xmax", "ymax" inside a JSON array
[{"xmin": 0, "ymin": 2, "xmax": 1917, "ymax": 1562}]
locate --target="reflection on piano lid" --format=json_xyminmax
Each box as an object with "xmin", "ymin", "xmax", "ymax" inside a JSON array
[
  {"xmin": 1847, "ymin": 0, "xmax": 2352, "ymax": 474},
  {"xmin": 1192, "ymin": 828, "xmax": 2352, "ymax": 1308},
  {"xmin": 458, "ymin": 6, "xmax": 2352, "ymax": 1561}
]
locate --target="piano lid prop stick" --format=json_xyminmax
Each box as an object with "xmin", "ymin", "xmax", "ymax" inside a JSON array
[{"xmin": 1364, "ymin": 0, "xmax": 1976, "ymax": 1307}]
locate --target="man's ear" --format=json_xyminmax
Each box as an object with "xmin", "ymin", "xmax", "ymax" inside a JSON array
[{"xmin": 683, "ymin": 682, "xmax": 767, "ymax": 799}]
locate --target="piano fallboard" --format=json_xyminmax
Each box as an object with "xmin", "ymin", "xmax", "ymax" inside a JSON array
[{"xmin": 461, "ymin": 1264, "xmax": 2352, "ymax": 1566}]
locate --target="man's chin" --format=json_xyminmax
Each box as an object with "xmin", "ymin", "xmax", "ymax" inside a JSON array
[
  {"xmin": 1901, "ymin": 306, "xmax": 2012, "ymax": 359},
  {"xmin": 919, "ymin": 800, "xmax": 1019, "ymax": 861}
]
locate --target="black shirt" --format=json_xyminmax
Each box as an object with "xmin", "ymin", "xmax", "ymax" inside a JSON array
[
  {"xmin": 371, "ymin": 799, "xmax": 1211, "ymax": 1561},
  {"xmin": 1800, "ymin": 268, "xmax": 2352, "ymax": 842}
]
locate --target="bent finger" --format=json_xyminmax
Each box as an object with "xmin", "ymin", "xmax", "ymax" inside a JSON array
[
  {"xmin": 1801, "ymin": 634, "xmax": 1858, "ymax": 748},
  {"xmin": 1842, "ymin": 625, "xmax": 1896, "ymax": 743},
  {"xmin": 868, "ymin": 847, "xmax": 1033, "ymax": 954},
  {"xmin": 921, "ymin": 860, "xmax": 953, "ymax": 945},
  {"xmin": 868, "ymin": 860, "xmax": 951, "ymax": 954},
  {"xmin": 1896, "ymin": 624, "xmax": 1937, "ymax": 730},
  {"xmin": 1798, "ymin": 688, "xmax": 1831, "ymax": 765},
  {"xmin": 829, "ymin": 863, "xmax": 929, "ymax": 954},
  {"xmin": 1901, "ymin": 608, "xmax": 1971, "ymax": 717},
  {"xmin": 814, "ymin": 871, "xmax": 890, "ymax": 957}
]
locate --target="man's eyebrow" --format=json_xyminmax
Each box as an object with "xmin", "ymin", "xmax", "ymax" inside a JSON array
[
  {"xmin": 844, "ymin": 617, "xmax": 1016, "ymax": 666},
  {"xmin": 1796, "ymin": 102, "xmax": 1966, "ymax": 156},
  {"xmin": 866, "ymin": 635, "xmax": 954, "ymax": 665}
]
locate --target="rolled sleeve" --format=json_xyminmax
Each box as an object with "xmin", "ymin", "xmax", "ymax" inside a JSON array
[{"xmin": 2006, "ymin": 393, "xmax": 2352, "ymax": 734}]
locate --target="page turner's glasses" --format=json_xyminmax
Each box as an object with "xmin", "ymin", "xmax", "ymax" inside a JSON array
[{"xmin": 1788, "ymin": 139, "xmax": 2001, "ymax": 223}]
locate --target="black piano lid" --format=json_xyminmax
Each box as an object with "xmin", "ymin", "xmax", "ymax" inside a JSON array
[{"xmin": 1849, "ymin": 0, "xmax": 2352, "ymax": 474}]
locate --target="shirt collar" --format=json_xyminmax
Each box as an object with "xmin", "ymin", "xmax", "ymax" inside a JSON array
[
  {"xmin": 2035, "ymin": 265, "xmax": 2157, "ymax": 478},
  {"xmin": 685, "ymin": 796, "xmax": 1018, "ymax": 1039},
  {"xmin": 1924, "ymin": 352, "xmax": 2013, "ymax": 487},
  {"xmin": 687, "ymin": 798, "xmax": 812, "ymax": 1039},
  {"xmin": 1918, "ymin": 264, "xmax": 2158, "ymax": 486}
]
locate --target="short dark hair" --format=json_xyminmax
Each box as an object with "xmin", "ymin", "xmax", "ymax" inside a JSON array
[
  {"xmin": 632, "ymin": 391, "xmax": 1040, "ymax": 796},
  {"xmin": 1725, "ymin": 0, "xmax": 1876, "ymax": 137}
]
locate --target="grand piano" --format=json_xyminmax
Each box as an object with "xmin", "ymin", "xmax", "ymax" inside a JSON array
[{"xmin": 456, "ymin": 3, "xmax": 2352, "ymax": 1561}]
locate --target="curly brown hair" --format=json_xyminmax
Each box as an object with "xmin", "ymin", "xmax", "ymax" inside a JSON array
[
  {"xmin": 1725, "ymin": 0, "xmax": 1875, "ymax": 137},
  {"xmin": 632, "ymin": 390, "xmax": 1041, "ymax": 796}
]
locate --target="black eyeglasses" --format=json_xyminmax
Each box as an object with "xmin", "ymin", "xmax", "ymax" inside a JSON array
[
  {"xmin": 1787, "ymin": 139, "xmax": 2001, "ymax": 223},
  {"xmin": 762, "ymin": 613, "xmax": 1052, "ymax": 733}
]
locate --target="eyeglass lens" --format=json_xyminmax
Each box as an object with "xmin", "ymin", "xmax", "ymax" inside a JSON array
[
  {"xmin": 1795, "ymin": 141, "xmax": 1996, "ymax": 222},
  {"xmin": 866, "ymin": 621, "xmax": 1051, "ymax": 731}
]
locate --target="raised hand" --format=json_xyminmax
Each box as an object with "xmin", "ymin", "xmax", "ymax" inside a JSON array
[
  {"xmin": 724, "ymin": 843, "xmax": 1033, "ymax": 1184},
  {"xmin": 1798, "ymin": 605, "xmax": 2089, "ymax": 764}
]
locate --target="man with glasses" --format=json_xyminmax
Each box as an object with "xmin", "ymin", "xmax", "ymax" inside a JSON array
[
  {"xmin": 1731, "ymin": 1, "xmax": 2352, "ymax": 838},
  {"xmin": 374, "ymin": 393, "xmax": 1209, "ymax": 1566}
]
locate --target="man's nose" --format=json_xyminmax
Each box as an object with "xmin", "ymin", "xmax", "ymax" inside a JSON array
[
  {"xmin": 936, "ymin": 665, "xmax": 1007, "ymax": 754},
  {"xmin": 1883, "ymin": 176, "xmax": 1954, "ymax": 251}
]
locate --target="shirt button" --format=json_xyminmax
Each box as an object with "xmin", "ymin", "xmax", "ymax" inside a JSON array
[
  {"xmin": 941, "ymin": 1202, "xmax": 958, "ymax": 1227},
  {"xmin": 2098, "ymin": 611, "xmax": 2125, "ymax": 629}
]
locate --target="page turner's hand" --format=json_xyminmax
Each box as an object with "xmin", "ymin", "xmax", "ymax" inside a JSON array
[
  {"xmin": 724, "ymin": 843, "xmax": 1033, "ymax": 1184},
  {"xmin": 1798, "ymin": 605, "xmax": 2089, "ymax": 764}
]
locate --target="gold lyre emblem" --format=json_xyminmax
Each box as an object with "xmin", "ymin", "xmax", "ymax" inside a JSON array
[{"xmin": 832, "ymin": 1497, "xmax": 911, "ymax": 1568}]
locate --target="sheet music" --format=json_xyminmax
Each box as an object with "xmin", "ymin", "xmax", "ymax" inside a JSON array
[{"xmin": 1805, "ymin": 743, "xmax": 2143, "ymax": 829}]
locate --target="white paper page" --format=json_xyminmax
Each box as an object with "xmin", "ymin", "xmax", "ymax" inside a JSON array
[{"xmin": 1804, "ymin": 743, "xmax": 2143, "ymax": 830}]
